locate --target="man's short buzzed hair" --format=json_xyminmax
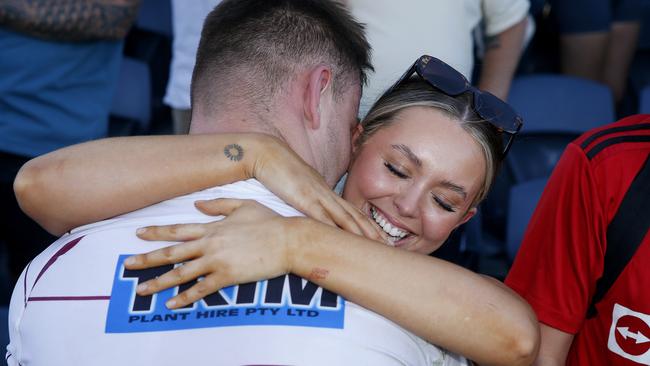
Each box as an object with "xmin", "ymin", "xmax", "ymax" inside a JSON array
[{"xmin": 190, "ymin": 0, "xmax": 372, "ymax": 116}]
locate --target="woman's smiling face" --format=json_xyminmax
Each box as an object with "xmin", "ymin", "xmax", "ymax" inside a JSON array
[{"xmin": 342, "ymin": 106, "xmax": 487, "ymax": 254}]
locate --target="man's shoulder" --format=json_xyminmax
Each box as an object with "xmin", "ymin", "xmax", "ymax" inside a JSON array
[{"xmin": 95, "ymin": 179, "xmax": 302, "ymax": 229}]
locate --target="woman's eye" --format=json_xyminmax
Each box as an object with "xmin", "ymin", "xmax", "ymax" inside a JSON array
[
  {"xmin": 384, "ymin": 162, "xmax": 408, "ymax": 179},
  {"xmin": 433, "ymin": 195, "xmax": 455, "ymax": 213}
]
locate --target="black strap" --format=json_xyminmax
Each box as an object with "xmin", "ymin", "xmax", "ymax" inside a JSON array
[
  {"xmin": 580, "ymin": 123, "xmax": 650, "ymax": 150},
  {"xmin": 587, "ymin": 152, "xmax": 650, "ymax": 318},
  {"xmin": 586, "ymin": 135, "xmax": 650, "ymax": 160}
]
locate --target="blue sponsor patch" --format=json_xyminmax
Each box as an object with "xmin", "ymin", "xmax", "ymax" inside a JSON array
[{"xmin": 105, "ymin": 255, "xmax": 345, "ymax": 333}]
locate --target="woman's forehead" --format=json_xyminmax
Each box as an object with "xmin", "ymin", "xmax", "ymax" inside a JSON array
[{"xmin": 366, "ymin": 108, "xmax": 486, "ymax": 186}]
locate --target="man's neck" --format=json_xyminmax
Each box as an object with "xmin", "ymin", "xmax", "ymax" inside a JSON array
[{"xmin": 189, "ymin": 110, "xmax": 281, "ymax": 137}]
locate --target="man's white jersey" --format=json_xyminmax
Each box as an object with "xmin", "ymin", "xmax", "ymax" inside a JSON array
[{"xmin": 7, "ymin": 180, "xmax": 466, "ymax": 366}]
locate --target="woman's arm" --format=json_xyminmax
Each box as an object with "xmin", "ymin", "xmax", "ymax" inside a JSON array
[
  {"xmin": 129, "ymin": 199, "xmax": 540, "ymax": 366},
  {"xmin": 15, "ymin": 134, "xmax": 262, "ymax": 235},
  {"xmin": 14, "ymin": 133, "xmax": 378, "ymax": 238}
]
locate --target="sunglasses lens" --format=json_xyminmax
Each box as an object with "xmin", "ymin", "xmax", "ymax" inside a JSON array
[
  {"xmin": 474, "ymin": 92, "xmax": 519, "ymax": 133},
  {"xmin": 420, "ymin": 58, "xmax": 468, "ymax": 95}
]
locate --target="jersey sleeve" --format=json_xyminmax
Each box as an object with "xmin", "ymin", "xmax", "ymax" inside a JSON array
[
  {"xmin": 505, "ymin": 143, "xmax": 606, "ymax": 334},
  {"xmin": 482, "ymin": 0, "xmax": 529, "ymax": 36}
]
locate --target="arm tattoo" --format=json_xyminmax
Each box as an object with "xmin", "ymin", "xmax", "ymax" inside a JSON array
[
  {"xmin": 484, "ymin": 34, "xmax": 501, "ymax": 51},
  {"xmin": 0, "ymin": 0, "xmax": 140, "ymax": 42},
  {"xmin": 224, "ymin": 144, "xmax": 244, "ymax": 162}
]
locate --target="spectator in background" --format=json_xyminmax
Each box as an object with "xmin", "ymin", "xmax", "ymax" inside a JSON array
[
  {"xmin": 0, "ymin": 0, "xmax": 141, "ymax": 301},
  {"xmin": 552, "ymin": 0, "xmax": 643, "ymax": 105},
  {"xmin": 342, "ymin": 0, "xmax": 530, "ymax": 117},
  {"xmin": 506, "ymin": 114, "xmax": 650, "ymax": 365},
  {"xmin": 164, "ymin": 0, "xmax": 221, "ymax": 134}
]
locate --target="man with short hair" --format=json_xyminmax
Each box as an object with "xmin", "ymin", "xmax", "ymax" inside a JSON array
[{"xmin": 8, "ymin": 1, "xmax": 450, "ymax": 364}]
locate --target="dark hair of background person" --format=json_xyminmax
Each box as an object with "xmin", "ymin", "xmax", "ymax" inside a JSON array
[{"xmin": 191, "ymin": 0, "xmax": 373, "ymax": 118}]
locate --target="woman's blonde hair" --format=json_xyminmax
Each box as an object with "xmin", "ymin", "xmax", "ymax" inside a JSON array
[{"xmin": 357, "ymin": 78, "xmax": 504, "ymax": 208}]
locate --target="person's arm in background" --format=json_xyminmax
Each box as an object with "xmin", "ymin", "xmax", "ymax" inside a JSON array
[
  {"xmin": 0, "ymin": 0, "xmax": 140, "ymax": 41},
  {"xmin": 477, "ymin": 16, "xmax": 527, "ymax": 100},
  {"xmin": 534, "ymin": 324, "xmax": 574, "ymax": 365}
]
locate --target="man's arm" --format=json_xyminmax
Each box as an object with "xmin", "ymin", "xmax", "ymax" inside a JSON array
[
  {"xmin": 477, "ymin": 17, "xmax": 527, "ymax": 100},
  {"xmin": 0, "ymin": 0, "xmax": 140, "ymax": 41},
  {"xmin": 534, "ymin": 324, "xmax": 574, "ymax": 365}
]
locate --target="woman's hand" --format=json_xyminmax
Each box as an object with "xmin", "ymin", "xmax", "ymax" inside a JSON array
[
  {"xmin": 243, "ymin": 137, "xmax": 385, "ymax": 241},
  {"xmin": 125, "ymin": 199, "xmax": 293, "ymax": 309}
]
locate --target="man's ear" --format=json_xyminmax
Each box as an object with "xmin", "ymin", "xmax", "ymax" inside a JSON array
[{"xmin": 303, "ymin": 65, "xmax": 332, "ymax": 130}]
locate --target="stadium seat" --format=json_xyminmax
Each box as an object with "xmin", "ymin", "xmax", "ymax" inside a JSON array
[
  {"xmin": 506, "ymin": 74, "xmax": 614, "ymax": 182},
  {"xmin": 481, "ymin": 74, "xmax": 614, "ymax": 262},
  {"xmin": 508, "ymin": 74, "xmax": 614, "ymax": 134},
  {"xmin": 109, "ymin": 56, "xmax": 152, "ymax": 135},
  {"xmin": 1, "ymin": 306, "xmax": 8, "ymax": 352},
  {"xmin": 641, "ymin": 85, "xmax": 650, "ymax": 114},
  {"xmin": 506, "ymin": 178, "xmax": 547, "ymax": 261}
]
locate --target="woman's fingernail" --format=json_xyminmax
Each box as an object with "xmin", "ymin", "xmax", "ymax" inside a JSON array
[
  {"xmin": 166, "ymin": 299, "xmax": 176, "ymax": 308},
  {"xmin": 137, "ymin": 283, "xmax": 148, "ymax": 293},
  {"xmin": 124, "ymin": 257, "xmax": 135, "ymax": 266},
  {"xmin": 136, "ymin": 228, "xmax": 147, "ymax": 235}
]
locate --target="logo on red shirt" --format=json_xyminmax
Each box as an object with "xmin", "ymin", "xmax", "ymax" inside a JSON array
[{"xmin": 608, "ymin": 303, "xmax": 650, "ymax": 363}]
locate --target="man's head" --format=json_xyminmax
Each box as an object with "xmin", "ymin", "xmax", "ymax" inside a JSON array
[{"xmin": 188, "ymin": 0, "xmax": 372, "ymax": 186}]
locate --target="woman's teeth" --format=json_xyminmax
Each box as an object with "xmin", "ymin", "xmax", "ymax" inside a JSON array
[{"xmin": 371, "ymin": 207, "xmax": 408, "ymax": 241}]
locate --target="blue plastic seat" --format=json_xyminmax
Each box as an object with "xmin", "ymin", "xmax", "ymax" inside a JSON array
[
  {"xmin": 506, "ymin": 74, "xmax": 614, "ymax": 182},
  {"xmin": 506, "ymin": 178, "xmax": 547, "ymax": 261},
  {"xmin": 481, "ymin": 74, "xmax": 613, "ymax": 264},
  {"xmin": 508, "ymin": 74, "xmax": 614, "ymax": 134},
  {"xmin": 641, "ymin": 85, "xmax": 650, "ymax": 114}
]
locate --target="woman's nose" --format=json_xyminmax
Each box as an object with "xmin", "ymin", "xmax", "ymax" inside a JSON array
[{"xmin": 394, "ymin": 185, "xmax": 420, "ymax": 218}]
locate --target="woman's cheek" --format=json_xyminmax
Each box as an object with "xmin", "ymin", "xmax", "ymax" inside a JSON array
[{"xmin": 419, "ymin": 211, "xmax": 452, "ymax": 251}]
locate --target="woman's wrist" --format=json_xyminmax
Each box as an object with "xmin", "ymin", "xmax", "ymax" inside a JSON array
[
  {"xmin": 280, "ymin": 216, "xmax": 317, "ymax": 275},
  {"xmin": 243, "ymin": 133, "xmax": 282, "ymax": 181}
]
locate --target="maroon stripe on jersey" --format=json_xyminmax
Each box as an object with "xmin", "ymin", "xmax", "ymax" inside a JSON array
[
  {"xmin": 23, "ymin": 260, "xmax": 32, "ymax": 307},
  {"xmin": 27, "ymin": 296, "xmax": 110, "ymax": 302},
  {"xmin": 31, "ymin": 236, "xmax": 85, "ymax": 292}
]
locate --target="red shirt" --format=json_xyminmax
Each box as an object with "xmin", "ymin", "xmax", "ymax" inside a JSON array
[{"xmin": 506, "ymin": 114, "xmax": 650, "ymax": 365}]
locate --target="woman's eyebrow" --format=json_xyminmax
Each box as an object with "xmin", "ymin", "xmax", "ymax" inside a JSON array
[
  {"xmin": 440, "ymin": 180, "xmax": 468, "ymax": 199},
  {"xmin": 391, "ymin": 144, "xmax": 422, "ymax": 167}
]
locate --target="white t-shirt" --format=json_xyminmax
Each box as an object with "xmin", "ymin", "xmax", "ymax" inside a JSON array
[
  {"xmin": 7, "ymin": 180, "xmax": 466, "ymax": 366},
  {"xmin": 163, "ymin": 0, "xmax": 221, "ymax": 110},
  {"xmin": 349, "ymin": 0, "xmax": 529, "ymax": 117}
]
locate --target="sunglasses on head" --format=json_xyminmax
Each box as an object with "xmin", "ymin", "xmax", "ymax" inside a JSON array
[{"xmin": 388, "ymin": 55, "xmax": 523, "ymax": 157}]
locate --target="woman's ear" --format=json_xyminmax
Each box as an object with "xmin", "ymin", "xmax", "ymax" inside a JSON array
[
  {"xmin": 457, "ymin": 207, "xmax": 477, "ymax": 228},
  {"xmin": 303, "ymin": 65, "xmax": 332, "ymax": 130},
  {"xmin": 350, "ymin": 123, "xmax": 364, "ymax": 154}
]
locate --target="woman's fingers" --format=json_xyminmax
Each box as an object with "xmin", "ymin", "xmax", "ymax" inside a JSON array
[
  {"xmin": 194, "ymin": 198, "xmax": 244, "ymax": 216},
  {"xmin": 134, "ymin": 257, "xmax": 207, "ymax": 296},
  {"xmin": 319, "ymin": 197, "xmax": 363, "ymax": 235},
  {"xmin": 125, "ymin": 240, "xmax": 202, "ymax": 270},
  {"xmin": 346, "ymin": 204, "xmax": 387, "ymax": 242},
  {"xmin": 322, "ymin": 196, "xmax": 385, "ymax": 241},
  {"xmin": 137, "ymin": 223, "xmax": 208, "ymax": 242},
  {"xmin": 165, "ymin": 273, "xmax": 225, "ymax": 309}
]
